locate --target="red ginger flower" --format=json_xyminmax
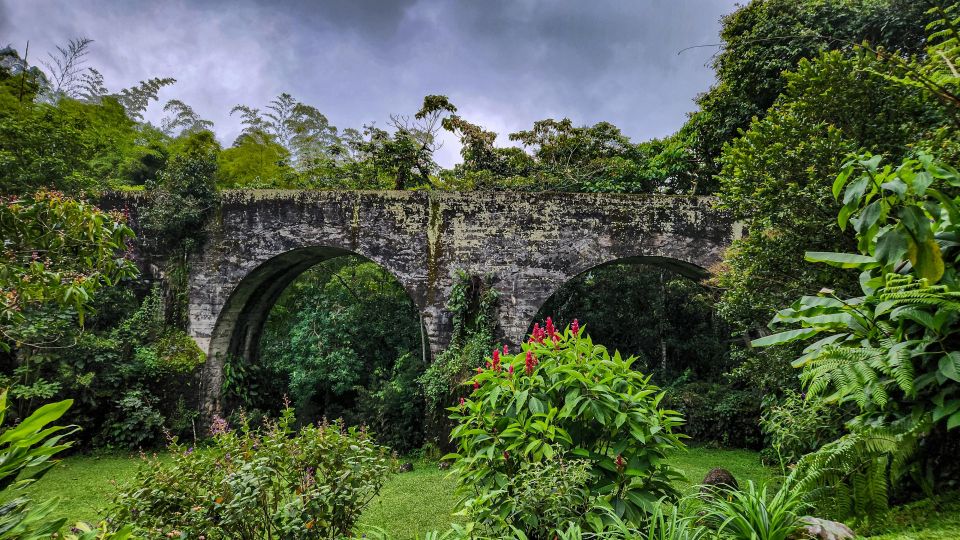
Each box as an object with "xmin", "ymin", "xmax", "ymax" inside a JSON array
[
  {"xmin": 525, "ymin": 351, "xmax": 536, "ymax": 375},
  {"xmin": 508, "ymin": 364, "xmax": 514, "ymax": 375},
  {"xmin": 571, "ymin": 319, "xmax": 579, "ymax": 336},
  {"xmin": 546, "ymin": 317, "xmax": 556, "ymax": 338},
  {"xmin": 492, "ymin": 349, "xmax": 500, "ymax": 371},
  {"xmin": 473, "ymin": 380, "xmax": 480, "ymax": 391},
  {"xmin": 615, "ymin": 454, "xmax": 625, "ymax": 471}
]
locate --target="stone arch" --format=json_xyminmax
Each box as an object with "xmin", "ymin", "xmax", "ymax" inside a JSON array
[
  {"xmin": 499, "ymin": 251, "xmax": 714, "ymax": 347},
  {"xmin": 200, "ymin": 245, "xmax": 428, "ymax": 417}
]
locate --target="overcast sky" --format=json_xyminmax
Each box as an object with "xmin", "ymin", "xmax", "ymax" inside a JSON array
[{"xmin": 1, "ymin": 0, "xmax": 739, "ymax": 166}]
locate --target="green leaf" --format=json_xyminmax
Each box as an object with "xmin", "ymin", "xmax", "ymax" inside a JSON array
[
  {"xmin": 843, "ymin": 174, "xmax": 871, "ymax": 205},
  {"xmin": 752, "ymin": 328, "xmax": 820, "ymax": 347},
  {"xmin": 874, "ymin": 228, "xmax": 909, "ymax": 267},
  {"xmin": 927, "ymin": 189, "xmax": 960, "ymax": 225},
  {"xmin": 881, "ymin": 178, "xmax": 908, "ymax": 197},
  {"xmin": 949, "ymin": 411, "xmax": 960, "ymax": 430},
  {"xmin": 912, "ymin": 170, "xmax": 934, "ymax": 196},
  {"xmin": 838, "ymin": 203, "xmax": 855, "ymax": 231},
  {"xmin": 528, "ymin": 396, "xmax": 544, "ymax": 415},
  {"xmin": 933, "ymin": 399, "xmax": 960, "ymax": 422},
  {"xmin": 834, "ymin": 165, "xmax": 855, "ymax": 200},
  {"xmin": 938, "ymin": 352, "xmax": 960, "ymax": 383},
  {"xmin": 851, "ymin": 200, "xmax": 882, "ymax": 235},
  {"xmin": 900, "ymin": 206, "xmax": 934, "ymax": 244},
  {"xmin": 0, "ymin": 399, "xmax": 73, "ymax": 445},
  {"xmin": 805, "ymin": 252, "xmax": 878, "ymax": 269},
  {"xmin": 860, "ymin": 154, "xmax": 883, "ymax": 173}
]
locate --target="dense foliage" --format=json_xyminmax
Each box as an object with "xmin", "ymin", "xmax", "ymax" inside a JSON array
[
  {"xmin": 447, "ymin": 322, "xmax": 685, "ymax": 536},
  {"xmin": 251, "ymin": 257, "xmax": 426, "ymax": 452},
  {"xmin": 534, "ymin": 264, "xmax": 758, "ymax": 447},
  {"xmin": 111, "ymin": 407, "xmax": 394, "ymax": 539},
  {"xmin": 0, "ymin": 190, "xmax": 136, "ymax": 346},
  {"xmin": 756, "ymin": 152, "xmax": 960, "ymax": 521}
]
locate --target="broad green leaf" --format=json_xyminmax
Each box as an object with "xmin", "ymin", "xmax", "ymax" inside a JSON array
[
  {"xmin": 851, "ymin": 200, "xmax": 882, "ymax": 235},
  {"xmin": 797, "ymin": 296, "xmax": 847, "ymax": 309},
  {"xmin": 833, "ymin": 165, "xmax": 855, "ymax": 200},
  {"xmin": 938, "ymin": 352, "xmax": 960, "ymax": 383},
  {"xmin": 933, "ymin": 399, "xmax": 960, "ymax": 422},
  {"xmin": 913, "ymin": 170, "xmax": 934, "ymax": 196},
  {"xmin": 881, "ymin": 178, "xmax": 908, "ymax": 197},
  {"xmin": 805, "ymin": 251, "xmax": 878, "ymax": 269},
  {"xmin": 838, "ymin": 203, "xmax": 855, "ymax": 231},
  {"xmin": 874, "ymin": 228, "xmax": 909, "ymax": 267},
  {"xmin": 927, "ymin": 189, "xmax": 960, "ymax": 224},
  {"xmin": 949, "ymin": 411, "xmax": 960, "ymax": 430},
  {"xmin": 860, "ymin": 154, "xmax": 883, "ymax": 172},
  {"xmin": 0, "ymin": 399, "xmax": 73, "ymax": 445},
  {"xmin": 752, "ymin": 328, "xmax": 820, "ymax": 347},
  {"xmin": 900, "ymin": 206, "xmax": 934, "ymax": 243},
  {"xmin": 843, "ymin": 174, "xmax": 871, "ymax": 205}
]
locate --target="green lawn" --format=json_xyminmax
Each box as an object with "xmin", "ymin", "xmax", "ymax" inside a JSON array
[
  {"xmin": 16, "ymin": 447, "xmax": 959, "ymax": 539},
  {"xmin": 15, "ymin": 453, "xmax": 148, "ymax": 526},
  {"xmin": 358, "ymin": 459, "xmax": 464, "ymax": 538}
]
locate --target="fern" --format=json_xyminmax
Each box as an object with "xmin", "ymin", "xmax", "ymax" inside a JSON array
[
  {"xmin": 789, "ymin": 424, "xmax": 921, "ymax": 523},
  {"xmin": 758, "ymin": 151, "xmax": 960, "ymax": 522}
]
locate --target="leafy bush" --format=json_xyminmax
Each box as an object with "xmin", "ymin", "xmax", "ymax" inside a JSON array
[
  {"xmin": 759, "ymin": 389, "xmax": 844, "ymax": 473},
  {"xmin": 663, "ymin": 381, "xmax": 762, "ymax": 449},
  {"xmin": 102, "ymin": 390, "xmax": 166, "ymax": 449},
  {"xmin": 447, "ymin": 321, "xmax": 686, "ymax": 535},
  {"xmin": 111, "ymin": 406, "xmax": 394, "ymax": 539},
  {"xmin": 256, "ymin": 257, "xmax": 427, "ymax": 452},
  {"xmin": 754, "ymin": 151, "xmax": 960, "ymax": 521},
  {"xmin": 80, "ymin": 286, "xmax": 205, "ymax": 448},
  {"xmin": 357, "ymin": 352, "xmax": 429, "ymax": 452},
  {"xmin": 0, "ymin": 391, "xmax": 75, "ymax": 538}
]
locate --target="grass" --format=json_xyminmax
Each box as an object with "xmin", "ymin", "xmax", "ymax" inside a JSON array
[
  {"xmin": 11, "ymin": 452, "xmax": 148, "ymax": 526},
  {"xmin": 358, "ymin": 459, "xmax": 464, "ymax": 538},
  {"xmin": 671, "ymin": 446, "xmax": 776, "ymax": 492},
  {"xmin": 14, "ymin": 447, "xmax": 958, "ymax": 539}
]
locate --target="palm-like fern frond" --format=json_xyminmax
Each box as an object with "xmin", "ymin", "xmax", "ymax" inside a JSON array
[{"xmin": 789, "ymin": 425, "xmax": 921, "ymax": 523}]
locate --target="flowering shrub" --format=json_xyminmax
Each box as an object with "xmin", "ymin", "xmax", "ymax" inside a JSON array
[
  {"xmin": 446, "ymin": 319, "xmax": 686, "ymax": 535},
  {"xmin": 110, "ymin": 407, "xmax": 394, "ymax": 539}
]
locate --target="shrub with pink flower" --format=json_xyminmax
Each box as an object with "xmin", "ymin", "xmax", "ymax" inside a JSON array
[{"xmin": 447, "ymin": 320, "xmax": 686, "ymax": 534}]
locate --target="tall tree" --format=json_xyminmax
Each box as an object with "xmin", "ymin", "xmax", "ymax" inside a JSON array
[{"xmin": 684, "ymin": 0, "xmax": 936, "ymax": 191}]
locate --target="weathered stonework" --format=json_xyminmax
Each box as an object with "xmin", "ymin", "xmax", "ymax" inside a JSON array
[{"xmin": 111, "ymin": 189, "xmax": 740, "ymax": 416}]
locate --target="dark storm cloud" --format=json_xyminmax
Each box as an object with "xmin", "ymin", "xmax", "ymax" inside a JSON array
[
  {"xmin": 0, "ymin": 2, "xmax": 9, "ymax": 36},
  {"xmin": 3, "ymin": 0, "xmax": 739, "ymax": 165}
]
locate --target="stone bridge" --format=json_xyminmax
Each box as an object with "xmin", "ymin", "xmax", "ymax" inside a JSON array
[{"xmin": 113, "ymin": 190, "xmax": 741, "ymax": 414}]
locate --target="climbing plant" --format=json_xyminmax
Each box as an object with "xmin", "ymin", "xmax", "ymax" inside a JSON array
[{"xmin": 419, "ymin": 270, "xmax": 499, "ymax": 437}]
